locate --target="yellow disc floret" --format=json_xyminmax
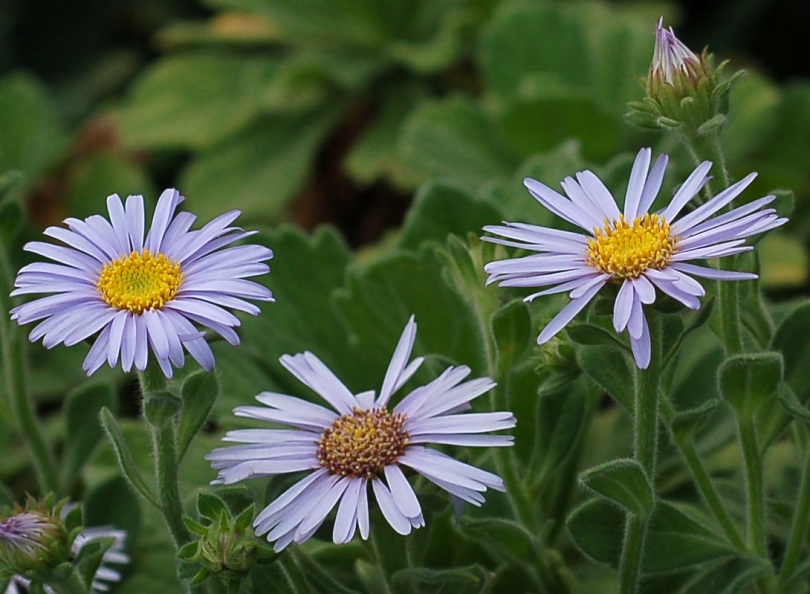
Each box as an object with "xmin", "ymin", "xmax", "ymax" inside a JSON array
[
  {"xmin": 317, "ymin": 407, "xmax": 409, "ymax": 478},
  {"xmin": 97, "ymin": 249, "xmax": 183, "ymax": 314},
  {"xmin": 586, "ymin": 214, "xmax": 676, "ymax": 280}
]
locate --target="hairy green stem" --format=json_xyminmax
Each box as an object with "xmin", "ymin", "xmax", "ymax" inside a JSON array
[
  {"xmin": 137, "ymin": 368, "xmax": 191, "ymax": 549},
  {"xmin": 777, "ymin": 443, "xmax": 810, "ymax": 589},
  {"xmin": 739, "ymin": 418, "xmax": 766, "ymax": 557},
  {"xmin": 678, "ymin": 438, "xmax": 747, "ymax": 549},
  {"xmin": 0, "ymin": 242, "xmax": 59, "ymax": 494},
  {"xmin": 618, "ymin": 366, "xmax": 660, "ymax": 594},
  {"xmin": 151, "ymin": 418, "xmax": 191, "ymax": 548}
]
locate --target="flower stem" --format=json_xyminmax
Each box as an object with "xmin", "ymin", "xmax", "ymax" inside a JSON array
[
  {"xmin": 739, "ymin": 418, "xmax": 766, "ymax": 557},
  {"xmin": 776, "ymin": 441, "xmax": 810, "ymax": 589},
  {"xmin": 0, "ymin": 242, "xmax": 59, "ymax": 494},
  {"xmin": 618, "ymin": 365, "xmax": 660, "ymax": 593},
  {"xmin": 677, "ymin": 438, "xmax": 747, "ymax": 550},
  {"xmin": 137, "ymin": 369, "xmax": 191, "ymax": 549},
  {"xmin": 151, "ymin": 417, "xmax": 191, "ymax": 548},
  {"xmin": 681, "ymin": 133, "xmax": 746, "ymax": 354}
]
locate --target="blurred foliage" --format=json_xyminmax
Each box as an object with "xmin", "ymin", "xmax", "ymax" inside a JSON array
[{"xmin": 1, "ymin": 0, "xmax": 810, "ymax": 592}]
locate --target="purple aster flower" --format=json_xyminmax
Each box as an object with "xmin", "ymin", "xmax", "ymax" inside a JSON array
[
  {"xmin": 483, "ymin": 148, "xmax": 787, "ymax": 369},
  {"xmin": 10, "ymin": 189, "xmax": 274, "ymax": 377},
  {"xmin": 207, "ymin": 316, "xmax": 514, "ymax": 551}
]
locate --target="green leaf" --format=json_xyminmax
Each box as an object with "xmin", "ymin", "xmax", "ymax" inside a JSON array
[
  {"xmin": 480, "ymin": 1, "xmax": 654, "ymax": 109},
  {"xmin": 568, "ymin": 499, "xmax": 735, "ymax": 572},
  {"xmin": 0, "ymin": 73, "xmax": 68, "ymax": 182},
  {"xmin": 762, "ymin": 301, "xmax": 810, "ymax": 443},
  {"xmin": 780, "ymin": 384, "xmax": 810, "ymax": 424},
  {"xmin": 392, "ymin": 565, "xmax": 490, "ymax": 594},
  {"xmin": 180, "ymin": 108, "xmax": 342, "ymax": 222},
  {"xmin": 250, "ymin": 553, "xmax": 312, "ymax": 594},
  {"xmin": 344, "ymin": 84, "xmax": 424, "ymax": 188},
  {"xmin": 0, "ymin": 191, "xmax": 23, "ymax": 243},
  {"xmin": 63, "ymin": 154, "xmax": 154, "ymax": 221},
  {"xmin": 177, "ymin": 371, "xmax": 219, "ymax": 461},
  {"xmin": 334, "ymin": 248, "xmax": 485, "ymax": 383},
  {"xmin": 677, "ymin": 557, "xmax": 770, "ymax": 594},
  {"xmin": 567, "ymin": 496, "xmax": 624, "ymax": 567},
  {"xmin": 566, "ymin": 322, "xmax": 627, "ymax": 350},
  {"xmin": 197, "ymin": 492, "xmax": 229, "ymax": 521},
  {"xmin": 143, "ymin": 391, "xmax": 181, "ymax": 429},
  {"xmin": 579, "ymin": 459, "xmax": 654, "ymax": 518},
  {"xmin": 62, "ymin": 381, "xmax": 116, "ymax": 490},
  {"xmin": 534, "ymin": 385, "xmax": 588, "ymax": 480},
  {"xmin": 491, "ymin": 299, "xmax": 531, "ymax": 374},
  {"xmin": 671, "ymin": 399, "xmax": 720, "ymax": 443},
  {"xmin": 717, "ymin": 352, "xmax": 783, "ymax": 418},
  {"xmin": 75, "ymin": 540, "xmax": 109, "ymax": 590},
  {"xmin": 398, "ymin": 97, "xmax": 518, "ymax": 191},
  {"xmin": 288, "ymin": 549, "xmax": 361, "ymax": 594},
  {"xmin": 234, "ymin": 226, "xmax": 353, "ymax": 409},
  {"xmin": 398, "ymin": 182, "xmax": 502, "ymax": 251},
  {"xmin": 99, "ymin": 407, "xmax": 160, "ymax": 509},
  {"xmin": 459, "ymin": 516, "xmax": 539, "ymax": 567},
  {"xmin": 120, "ymin": 54, "xmax": 280, "ymax": 149},
  {"xmin": 577, "ymin": 344, "xmax": 635, "ymax": 413},
  {"xmin": 500, "ymin": 94, "xmax": 621, "ymax": 161}
]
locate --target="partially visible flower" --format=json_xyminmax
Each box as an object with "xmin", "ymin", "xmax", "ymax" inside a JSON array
[
  {"xmin": 483, "ymin": 148, "xmax": 786, "ymax": 369},
  {"xmin": 10, "ymin": 189, "xmax": 274, "ymax": 377},
  {"xmin": 72, "ymin": 526, "xmax": 129, "ymax": 592},
  {"xmin": 0, "ymin": 510, "xmax": 67, "ymax": 576},
  {"xmin": 3, "ymin": 524, "xmax": 128, "ymax": 594},
  {"xmin": 648, "ymin": 17, "xmax": 706, "ymax": 89},
  {"xmin": 207, "ymin": 316, "xmax": 514, "ymax": 551}
]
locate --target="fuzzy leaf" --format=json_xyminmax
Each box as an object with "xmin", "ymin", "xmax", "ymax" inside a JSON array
[
  {"xmin": 579, "ymin": 458, "xmax": 654, "ymax": 518},
  {"xmin": 718, "ymin": 352, "xmax": 783, "ymax": 418},
  {"xmin": 99, "ymin": 408, "xmax": 160, "ymax": 509},
  {"xmin": 62, "ymin": 381, "xmax": 116, "ymax": 490},
  {"xmin": 177, "ymin": 371, "xmax": 219, "ymax": 461}
]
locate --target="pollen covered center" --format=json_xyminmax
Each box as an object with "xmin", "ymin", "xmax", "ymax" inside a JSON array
[
  {"xmin": 317, "ymin": 407, "xmax": 409, "ymax": 478},
  {"xmin": 97, "ymin": 249, "xmax": 183, "ymax": 314},
  {"xmin": 586, "ymin": 214, "xmax": 676, "ymax": 280}
]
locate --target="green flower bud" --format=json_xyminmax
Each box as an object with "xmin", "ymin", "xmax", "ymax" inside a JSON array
[{"xmin": 179, "ymin": 501, "xmax": 265, "ymax": 587}]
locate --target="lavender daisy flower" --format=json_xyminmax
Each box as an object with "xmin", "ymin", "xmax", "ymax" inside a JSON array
[
  {"xmin": 207, "ymin": 316, "xmax": 514, "ymax": 551},
  {"xmin": 483, "ymin": 148, "xmax": 787, "ymax": 369},
  {"xmin": 10, "ymin": 189, "xmax": 274, "ymax": 377}
]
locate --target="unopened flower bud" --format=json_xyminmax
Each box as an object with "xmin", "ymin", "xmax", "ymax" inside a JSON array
[
  {"xmin": 626, "ymin": 18, "xmax": 744, "ymax": 135},
  {"xmin": 0, "ymin": 506, "xmax": 70, "ymax": 578}
]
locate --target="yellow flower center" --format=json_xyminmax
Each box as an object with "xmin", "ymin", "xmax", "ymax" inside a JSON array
[
  {"xmin": 586, "ymin": 214, "xmax": 676, "ymax": 280},
  {"xmin": 317, "ymin": 407, "xmax": 409, "ymax": 478},
  {"xmin": 96, "ymin": 249, "xmax": 183, "ymax": 314}
]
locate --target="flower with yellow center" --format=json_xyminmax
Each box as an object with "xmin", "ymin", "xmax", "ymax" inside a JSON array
[
  {"xmin": 483, "ymin": 147, "xmax": 786, "ymax": 368},
  {"xmin": 11, "ymin": 188, "xmax": 274, "ymax": 378},
  {"xmin": 586, "ymin": 214, "xmax": 676, "ymax": 280},
  {"xmin": 207, "ymin": 316, "xmax": 514, "ymax": 551},
  {"xmin": 96, "ymin": 249, "xmax": 183, "ymax": 314}
]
